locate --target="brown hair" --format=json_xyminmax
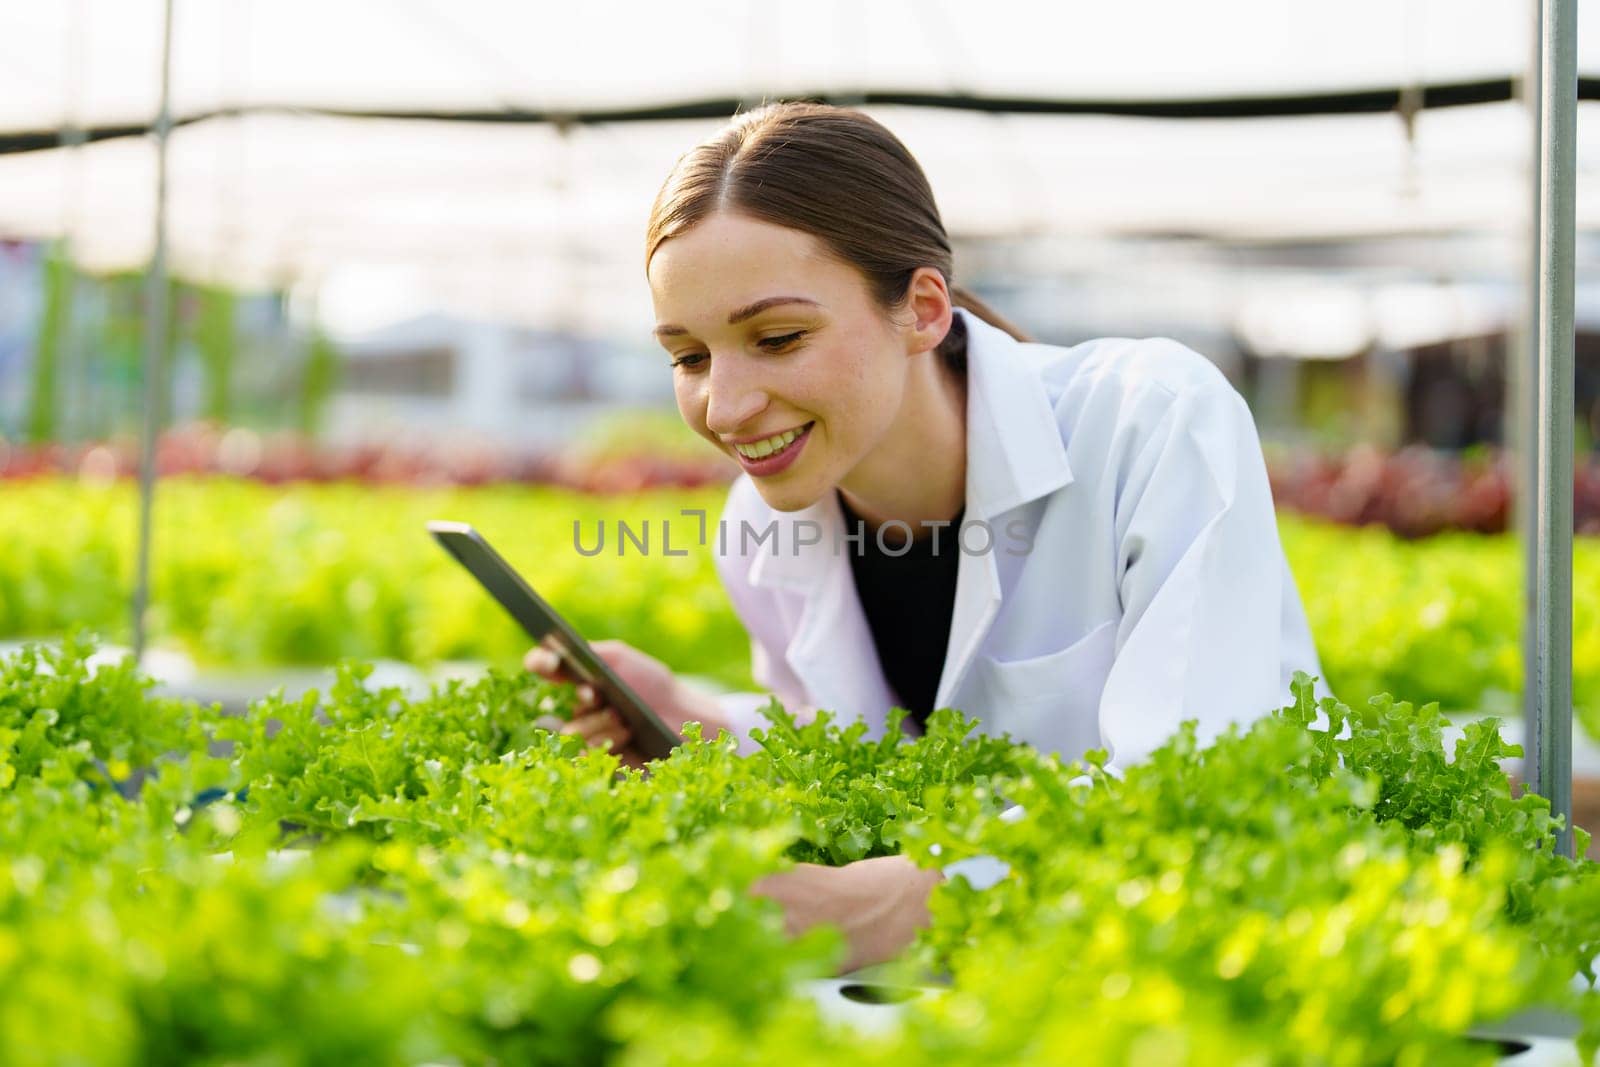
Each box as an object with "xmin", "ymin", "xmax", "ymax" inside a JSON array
[{"xmin": 645, "ymin": 101, "xmax": 1031, "ymax": 376}]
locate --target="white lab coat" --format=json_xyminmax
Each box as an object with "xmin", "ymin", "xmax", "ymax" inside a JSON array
[{"xmin": 709, "ymin": 308, "xmax": 1323, "ymax": 773}]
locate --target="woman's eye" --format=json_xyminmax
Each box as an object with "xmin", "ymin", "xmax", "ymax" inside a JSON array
[
  {"xmin": 672, "ymin": 332, "xmax": 802, "ymax": 368},
  {"xmin": 757, "ymin": 331, "xmax": 805, "ymax": 352}
]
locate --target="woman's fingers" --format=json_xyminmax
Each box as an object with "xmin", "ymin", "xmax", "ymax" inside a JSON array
[
  {"xmin": 561, "ymin": 708, "xmax": 631, "ymax": 747},
  {"xmin": 525, "ymin": 643, "xmax": 645, "ymax": 768},
  {"xmin": 523, "ymin": 644, "xmax": 564, "ymax": 678},
  {"xmin": 525, "ymin": 645, "xmax": 602, "ymax": 713},
  {"xmin": 569, "ymin": 714, "xmax": 647, "ymax": 771}
]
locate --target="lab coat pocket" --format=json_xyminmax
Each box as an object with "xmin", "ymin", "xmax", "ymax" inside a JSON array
[{"xmin": 977, "ymin": 620, "xmax": 1118, "ymax": 757}]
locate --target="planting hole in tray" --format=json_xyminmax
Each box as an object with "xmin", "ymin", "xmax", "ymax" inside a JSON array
[
  {"xmin": 1467, "ymin": 1037, "xmax": 1533, "ymax": 1058},
  {"xmin": 837, "ymin": 983, "xmax": 926, "ymax": 1005}
]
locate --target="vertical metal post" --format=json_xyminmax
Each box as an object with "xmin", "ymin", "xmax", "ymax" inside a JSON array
[
  {"xmin": 1519, "ymin": 0, "xmax": 1543, "ymax": 800},
  {"xmin": 132, "ymin": 0, "xmax": 176, "ymax": 664},
  {"xmin": 1529, "ymin": 0, "xmax": 1577, "ymax": 858}
]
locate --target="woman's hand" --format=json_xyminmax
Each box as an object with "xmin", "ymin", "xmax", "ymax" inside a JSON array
[
  {"xmin": 523, "ymin": 638, "xmax": 733, "ymax": 769},
  {"xmin": 750, "ymin": 854, "xmax": 945, "ymax": 975}
]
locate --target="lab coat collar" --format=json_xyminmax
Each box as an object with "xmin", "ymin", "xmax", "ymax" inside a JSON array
[
  {"xmin": 745, "ymin": 309, "xmax": 1074, "ymax": 723},
  {"xmin": 959, "ymin": 310, "xmax": 1075, "ymax": 520}
]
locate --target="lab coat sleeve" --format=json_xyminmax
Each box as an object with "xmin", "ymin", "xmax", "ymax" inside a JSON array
[
  {"xmin": 703, "ymin": 490, "xmax": 815, "ymax": 756},
  {"xmin": 1098, "ymin": 375, "xmax": 1319, "ymax": 771},
  {"xmin": 707, "ymin": 644, "xmax": 812, "ymax": 757}
]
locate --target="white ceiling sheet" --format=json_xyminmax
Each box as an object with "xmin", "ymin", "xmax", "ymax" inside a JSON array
[
  {"xmin": 0, "ymin": 0, "xmax": 1592, "ymax": 331},
  {"xmin": 1, "ymin": 0, "xmax": 1592, "ymax": 131}
]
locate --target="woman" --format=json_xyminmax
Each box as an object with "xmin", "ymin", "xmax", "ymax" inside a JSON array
[{"xmin": 524, "ymin": 101, "xmax": 1323, "ymax": 973}]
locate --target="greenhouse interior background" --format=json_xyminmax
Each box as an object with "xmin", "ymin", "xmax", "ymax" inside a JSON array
[{"xmin": 7, "ymin": 1, "xmax": 1600, "ymax": 1063}]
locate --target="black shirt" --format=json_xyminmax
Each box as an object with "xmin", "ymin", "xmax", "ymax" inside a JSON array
[{"xmin": 836, "ymin": 491, "xmax": 965, "ymax": 733}]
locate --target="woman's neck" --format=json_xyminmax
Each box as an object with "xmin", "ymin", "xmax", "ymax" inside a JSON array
[{"xmin": 836, "ymin": 351, "xmax": 967, "ymax": 540}]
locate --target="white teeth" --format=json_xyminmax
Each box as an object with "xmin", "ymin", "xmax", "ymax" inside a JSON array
[{"xmin": 735, "ymin": 425, "xmax": 805, "ymax": 460}]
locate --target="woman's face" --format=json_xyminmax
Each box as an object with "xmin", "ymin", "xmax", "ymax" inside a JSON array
[{"xmin": 647, "ymin": 212, "xmax": 912, "ymax": 513}]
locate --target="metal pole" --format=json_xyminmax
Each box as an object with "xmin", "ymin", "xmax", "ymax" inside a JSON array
[
  {"xmin": 1529, "ymin": 0, "xmax": 1577, "ymax": 858},
  {"xmin": 1519, "ymin": 0, "xmax": 1543, "ymax": 799},
  {"xmin": 132, "ymin": 0, "xmax": 176, "ymax": 664}
]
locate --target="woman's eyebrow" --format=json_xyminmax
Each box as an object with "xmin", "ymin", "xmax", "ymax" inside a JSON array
[
  {"xmin": 727, "ymin": 296, "xmax": 821, "ymax": 324},
  {"xmin": 654, "ymin": 296, "xmax": 822, "ymax": 338}
]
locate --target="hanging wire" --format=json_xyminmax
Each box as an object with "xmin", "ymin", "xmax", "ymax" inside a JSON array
[
  {"xmin": 1396, "ymin": 0, "xmax": 1424, "ymax": 201},
  {"xmin": 202, "ymin": 0, "xmax": 250, "ymax": 431},
  {"xmin": 211, "ymin": 0, "xmax": 241, "ymax": 280},
  {"xmin": 59, "ymin": 0, "xmax": 89, "ymax": 444},
  {"xmin": 131, "ymin": 0, "xmax": 177, "ymax": 665}
]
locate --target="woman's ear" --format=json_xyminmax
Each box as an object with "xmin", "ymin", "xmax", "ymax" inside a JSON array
[{"xmin": 901, "ymin": 267, "xmax": 954, "ymax": 357}]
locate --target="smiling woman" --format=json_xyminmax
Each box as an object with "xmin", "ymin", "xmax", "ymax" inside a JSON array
[
  {"xmin": 648, "ymin": 211, "xmax": 964, "ymax": 516},
  {"xmin": 643, "ymin": 104, "xmax": 1027, "ymax": 529},
  {"xmin": 521, "ymin": 101, "xmax": 1325, "ymax": 975}
]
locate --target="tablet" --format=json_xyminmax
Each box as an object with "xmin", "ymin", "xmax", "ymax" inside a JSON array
[{"xmin": 427, "ymin": 520, "xmax": 681, "ymax": 760}]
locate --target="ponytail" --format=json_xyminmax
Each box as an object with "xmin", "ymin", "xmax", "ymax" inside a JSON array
[{"xmin": 937, "ymin": 284, "xmax": 1033, "ymax": 375}]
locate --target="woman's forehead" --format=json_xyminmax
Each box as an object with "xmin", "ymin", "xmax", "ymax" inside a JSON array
[
  {"xmin": 652, "ymin": 214, "xmax": 828, "ymax": 274},
  {"xmin": 648, "ymin": 216, "xmax": 854, "ymax": 316}
]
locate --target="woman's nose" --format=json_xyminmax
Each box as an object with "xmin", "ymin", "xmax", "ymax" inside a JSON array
[{"xmin": 703, "ymin": 356, "xmax": 770, "ymax": 437}]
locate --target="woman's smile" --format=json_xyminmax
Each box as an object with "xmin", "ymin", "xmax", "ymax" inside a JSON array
[{"xmin": 729, "ymin": 421, "xmax": 815, "ymax": 476}]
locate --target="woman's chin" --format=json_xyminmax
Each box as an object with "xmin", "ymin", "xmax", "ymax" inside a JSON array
[{"xmin": 750, "ymin": 478, "xmax": 826, "ymax": 514}]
